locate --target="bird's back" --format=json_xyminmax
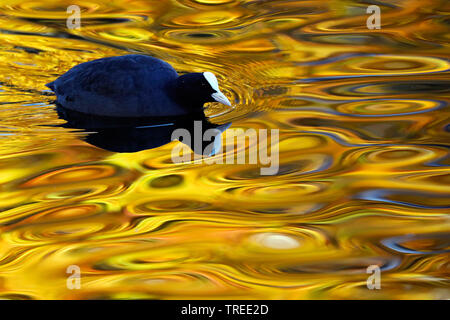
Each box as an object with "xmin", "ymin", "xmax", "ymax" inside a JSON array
[{"xmin": 47, "ymin": 55, "xmax": 184, "ymax": 117}]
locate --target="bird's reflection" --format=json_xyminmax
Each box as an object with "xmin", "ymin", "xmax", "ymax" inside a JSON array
[{"xmin": 56, "ymin": 104, "xmax": 231, "ymax": 154}]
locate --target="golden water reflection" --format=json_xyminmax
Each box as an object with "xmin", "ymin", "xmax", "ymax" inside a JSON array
[{"xmin": 0, "ymin": 0, "xmax": 449, "ymax": 299}]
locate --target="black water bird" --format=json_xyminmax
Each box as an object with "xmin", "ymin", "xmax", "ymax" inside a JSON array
[{"xmin": 47, "ymin": 54, "xmax": 232, "ymax": 117}]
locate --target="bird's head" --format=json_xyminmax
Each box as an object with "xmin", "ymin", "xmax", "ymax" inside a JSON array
[{"xmin": 174, "ymin": 72, "xmax": 232, "ymax": 111}]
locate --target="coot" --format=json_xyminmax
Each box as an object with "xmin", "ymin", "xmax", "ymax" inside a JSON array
[{"xmin": 46, "ymin": 54, "xmax": 232, "ymax": 117}]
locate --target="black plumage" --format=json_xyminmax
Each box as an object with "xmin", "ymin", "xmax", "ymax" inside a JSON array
[{"xmin": 47, "ymin": 54, "xmax": 232, "ymax": 117}]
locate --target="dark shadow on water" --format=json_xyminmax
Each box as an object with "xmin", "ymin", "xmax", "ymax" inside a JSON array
[{"xmin": 56, "ymin": 104, "xmax": 231, "ymax": 154}]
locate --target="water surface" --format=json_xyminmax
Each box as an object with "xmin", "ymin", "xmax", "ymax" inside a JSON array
[{"xmin": 0, "ymin": 0, "xmax": 449, "ymax": 299}]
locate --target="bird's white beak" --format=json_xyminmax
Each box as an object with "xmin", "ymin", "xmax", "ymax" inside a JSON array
[{"xmin": 211, "ymin": 91, "xmax": 232, "ymax": 107}]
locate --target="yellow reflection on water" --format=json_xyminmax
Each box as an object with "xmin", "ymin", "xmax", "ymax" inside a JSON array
[{"xmin": 0, "ymin": 0, "xmax": 449, "ymax": 299}]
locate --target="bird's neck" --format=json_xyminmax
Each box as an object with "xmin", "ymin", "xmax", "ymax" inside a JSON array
[{"xmin": 171, "ymin": 74, "xmax": 203, "ymax": 110}]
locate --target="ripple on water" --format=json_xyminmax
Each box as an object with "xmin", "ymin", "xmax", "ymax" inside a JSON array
[
  {"xmin": 311, "ymin": 54, "xmax": 449, "ymax": 78},
  {"xmin": 382, "ymin": 233, "xmax": 450, "ymax": 255},
  {"xmin": 356, "ymin": 189, "xmax": 450, "ymax": 209},
  {"xmin": 351, "ymin": 146, "xmax": 445, "ymax": 169},
  {"xmin": 242, "ymin": 228, "xmax": 332, "ymax": 254},
  {"xmin": 127, "ymin": 198, "xmax": 212, "ymax": 214},
  {"xmin": 24, "ymin": 204, "xmax": 104, "ymax": 223},
  {"xmin": 280, "ymin": 256, "xmax": 401, "ymax": 274},
  {"xmin": 249, "ymin": 233, "xmax": 300, "ymax": 250},
  {"xmin": 5, "ymin": 220, "xmax": 116, "ymax": 245},
  {"xmin": 329, "ymin": 80, "xmax": 450, "ymax": 97},
  {"xmin": 0, "ymin": 0, "xmax": 449, "ymax": 300},
  {"xmin": 335, "ymin": 99, "xmax": 444, "ymax": 117}
]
